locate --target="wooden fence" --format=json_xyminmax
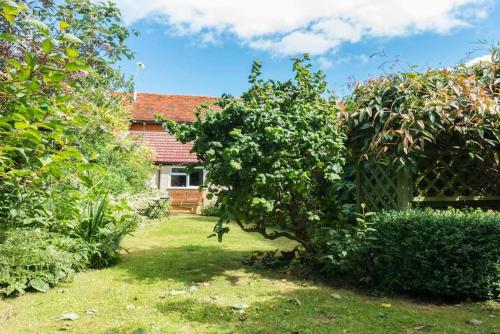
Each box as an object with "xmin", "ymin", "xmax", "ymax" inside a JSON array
[{"xmin": 356, "ymin": 151, "xmax": 500, "ymax": 211}]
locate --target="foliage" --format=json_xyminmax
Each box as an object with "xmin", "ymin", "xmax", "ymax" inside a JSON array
[
  {"xmin": 0, "ymin": 229, "xmax": 88, "ymax": 296},
  {"xmin": 200, "ymin": 204, "xmax": 222, "ymax": 217},
  {"xmin": 165, "ymin": 56, "xmax": 347, "ymax": 251},
  {"xmin": 0, "ymin": 0, "xmax": 148, "ymax": 296},
  {"xmin": 77, "ymin": 195, "xmax": 138, "ymax": 267},
  {"xmin": 125, "ymin": 190, "xmax": 171, "ymax": 220},
  {"xmin": 0, "ymin": 0, "xmax": 151, "ymax": 229},
  {"xmin": 318, "ymin": 205, "xmax": 376, "ymax": 281},
  {"xmin": 343, "ymin": 46, "xmax": 500, "ymax": 168},
  {"xmin": 367, "ymin": 208, "xmax": 500, "ymax": 300}
]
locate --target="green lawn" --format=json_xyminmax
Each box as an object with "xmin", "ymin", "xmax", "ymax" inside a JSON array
[{"xmin": 0, "ymin": 215, "xmax": 498, "ymax": 333}]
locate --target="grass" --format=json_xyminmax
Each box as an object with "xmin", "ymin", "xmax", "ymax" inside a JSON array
[{"xmin": 0, "ymin": 215, "xmax": 498, "ymax": 333}]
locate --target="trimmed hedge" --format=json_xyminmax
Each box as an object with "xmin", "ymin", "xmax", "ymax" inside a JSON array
[{"xmin": 368, "ymin": 209, "xmax": 500, "ymax": 300}]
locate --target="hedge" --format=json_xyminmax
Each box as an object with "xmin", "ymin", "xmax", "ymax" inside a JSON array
[{"xmin": 368, "ymin": 208, "xmax": 500, "ymax": 300}]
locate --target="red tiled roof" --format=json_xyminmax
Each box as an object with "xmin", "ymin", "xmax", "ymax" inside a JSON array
[
  {"xmin": 130, "ymin": 131, "xmax": 198, "ymax": 164},
  {"xmin": 131, "ymin": 93, "xmax": 217, "ymax": 122}
]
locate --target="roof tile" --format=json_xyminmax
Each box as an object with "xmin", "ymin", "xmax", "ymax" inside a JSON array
[
  {"xmin": 130, "ymin": 131, "xmax": 198, "ymax": 164},
  {"xmin": 131, "ymin": 93, "xmax": 217, "ymax": 122}
]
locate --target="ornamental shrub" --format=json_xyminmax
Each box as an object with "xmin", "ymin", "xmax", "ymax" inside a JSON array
[
  {"xmin": 342, "ymin": 46, "xmax": 499, "ymax": 167},
  {"xmin": 76, "ymin": 195, "xmax": 138, "ymax": 267},
  {"xmin": 368, "ymin": 208, "xmax": 500, "ymax": 300},
  {"xmin": 165, "ymin": 56, "xmax": 347, "ymax": 252}
]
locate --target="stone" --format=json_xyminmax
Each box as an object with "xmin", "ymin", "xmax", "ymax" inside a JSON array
[
  {"xmin": 85, "ymin": 309, "xmax": 97, "ymax": 316},
  {"xmin": 232, "ymin": 303, "xmax": 249, "ymax": 310},
  {"xmin": 59, "ymin": 313, "xmax": 79, "ymax": 321},
  {"xmin": 331, "ymin": 293, "xmax": 342, "ymax": 300},
  {"xmin": 466, "ymin": 319, "xmax": 482, "ymax": 326},
  {"xmin": 169, "ymin": 289, "xmax": 186, "ymax": 296}
]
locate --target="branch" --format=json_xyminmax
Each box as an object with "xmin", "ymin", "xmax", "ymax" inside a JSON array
[{"xmin": 234, "ymin": 219, "xmax": 304, "ymax": 245}]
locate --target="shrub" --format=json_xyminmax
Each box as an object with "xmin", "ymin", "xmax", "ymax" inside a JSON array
[
  {"xmin": 368, "ymin": 208, "xmax": 500, "ymax": 300},
  {"xmin": 0, "ymin": 229, "xmax": 88, "ymax": 297},
  {"xmin": 318, "ymin": 207, "xmax": 375, "ymax": 281},
  {"xmin": 77, "ymin": 195, "xmax": 138, "ymax": 267},
  {"xmin": 165, "ymin": 56, "xmax": 347, "ymax": 251},
  {"xmin": 201, "ymin": 204, "xmax": 222, "ymax": 217}
]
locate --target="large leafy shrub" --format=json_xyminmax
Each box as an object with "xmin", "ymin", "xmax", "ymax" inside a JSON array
[
  {"xmin": 166, "ymin": 56, "xmax": 347, "ymax": 252},
  {"xmin": 343, "ymin": 46, "xmax": 500, "ymax": 169},
  {"xmin": 0, "ymin": 0, "xmax": 151, "ymax": 229},
  {"xmin": 0, "ymin": 229, "xmax": 88, "ymax": 296},
  {"xmin": 369, "ymin": 209, "xmax": 499, "ymax": 300},
  {"xmin": 0, "ymin": 1, "xmax": 146, "ymax": 296},
  {"xmin": 318, "ymin": 206, "xmax": 375, "ymax": 281}
]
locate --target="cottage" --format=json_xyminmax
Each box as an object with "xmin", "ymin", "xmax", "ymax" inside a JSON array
[{"xmin": 129, "ymin": 93, "xmax": 216, "ymax": 213}]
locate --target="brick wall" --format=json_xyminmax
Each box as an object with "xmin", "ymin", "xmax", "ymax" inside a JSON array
[{"xmin": 129, "ymin": 123, "xmax": 163, "ymax": 132}]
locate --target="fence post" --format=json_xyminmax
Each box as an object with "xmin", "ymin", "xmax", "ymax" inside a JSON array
[
  {"xmin": 396, "ymin": 168, "xmax": 412, "ymax": 209},
  {"xmin": 356, "ymin": 164, "xmax": 362, "ymax": 212}
]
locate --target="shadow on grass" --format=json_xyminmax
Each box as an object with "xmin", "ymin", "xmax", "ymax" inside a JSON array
[
  {"xmin": 153, "ymin": 288, "xmax": 496, "ymax": 334},
  {"xmin": 118, "ymin": 245, "xmax": 292, "ymax": 285},
  {"xmin": 153, "ymin": 289, "xmax": 338, "ymax": 333}
]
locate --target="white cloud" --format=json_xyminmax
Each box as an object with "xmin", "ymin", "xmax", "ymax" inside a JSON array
[
  {"xmin": 358, "ymin": 54, "xmax": 370, "ymax": 64},
  {"xmin": 318, "ymin": 57, "xmax": 333, "ymax": 70},
  {"xmin": 250, "ymin": 32, "xmax": 341, "ymax": 55},
  {"xmin": 465, "ymin": 54, "xmax": 491, "ymax": 66},
  {"xmin": 114, "ymin": 0, "xmax": 491, "ymax": 56}
]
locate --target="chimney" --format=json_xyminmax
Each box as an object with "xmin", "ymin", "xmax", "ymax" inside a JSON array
[{"xmin": 134, "ymin": 62, "xmax": 145, "ymax": 101}]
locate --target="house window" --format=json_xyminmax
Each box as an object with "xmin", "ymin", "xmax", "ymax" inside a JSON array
[{"xmin": 170, "ymin": 167, "xmax": 204, "ymax": 188}]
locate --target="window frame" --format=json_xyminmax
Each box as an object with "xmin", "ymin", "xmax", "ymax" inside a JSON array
[{"xmin": 168, "ymin": 166, "xmax": 204, "ymax": 189}]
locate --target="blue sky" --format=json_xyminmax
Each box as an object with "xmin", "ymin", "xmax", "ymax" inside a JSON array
[{"xmin": 116, "ymin": 0, "xmax": 500, "ymax": 98}]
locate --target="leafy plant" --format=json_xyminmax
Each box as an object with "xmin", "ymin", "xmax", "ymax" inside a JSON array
[
  {"xmin": 164, "ymin": 56, "xmax": 347, "ymax": 252},
  {"xmin": 200, "ymin": 204, "xmax": 222, "ymax": 217},
  {"xmin": 0, "ymin": 229, "xmax": 87, "ymax": 297},
  {"xmin": 318, "ymin": 204, "xmax": 376, "ymax": 281},
  {"xmin": 367, "ymin": 208, "xmax": 500, "ymax": 300},
  {"xmin": 77, "ymin": 195, "xmax": 138, "ymax": 267},
  {"xmin": 0, "ymin": 0, "xmax": 152, "ymax": 229},
  {"xmin": 342, "ymin": 45, "xmax": 500, "ymax": 170}
]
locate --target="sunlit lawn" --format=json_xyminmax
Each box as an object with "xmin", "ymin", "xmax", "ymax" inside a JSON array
[{"xmin": 0, "ymin": 215, "xmax": 498, "ymax": 333}]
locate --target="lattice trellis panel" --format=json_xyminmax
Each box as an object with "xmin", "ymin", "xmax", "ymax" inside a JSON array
[
  {"xmin": 356, "ymin": 151, "xmax": 500, "ymax": 212},
  {"xmin": 414, "ymin": 152, "xmax": 500, "ymax": 201},
  {"xmin": 357, "ymin": 162, "xmax": 399, "ymax": 211}
]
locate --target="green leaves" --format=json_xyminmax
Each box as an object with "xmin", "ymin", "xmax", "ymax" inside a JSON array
[
  {"xmin": 345, "ymin": 46, "xmax": 500, "ymax": 167},
  {"xmin": 30, "ymin": 278, "xmax": 50, "ymax": 292},
  {"xmin": 65, "ymin": 48, "xmax": 79, "ymax": 58},
  {"xmin": 25, "ymin": 18, "xmax": 49, "ymax": 35},
  {"xmin": 368, "ymin": 209, "xmax": 500, "ymax": 300},
  {"xmin": 229, "ymin": 160, "xmax": 242, "ymax": 171},
  {"xmin": 65, "ymin": 61, "xmax": 89, "ymax": 72},
  {"xmin": 41, "ymin": 38, "xmax": 53, "ymax": 54},
  {"xmin": 0, "ymin": 0, "xmax": 150, "ymax": 234},
  {"xmin": 0, "ymin": 32, "xmax": 16, "ymax": 42},
  {"xmin": 1, "ymin": 0, "xmax": 24, "ymax": 23},
  {"xmin": 165, "ymin": 56, "xmax": 346, "ymax": 250}
]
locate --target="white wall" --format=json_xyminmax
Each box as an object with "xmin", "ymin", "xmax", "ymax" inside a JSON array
[
  {"xmin": 159, "ymin": 166, "xmax": 170, "ymax": 191},
  {"xmin": 148, "ymin": 165, "xmax": 210, "ymax": 193}
]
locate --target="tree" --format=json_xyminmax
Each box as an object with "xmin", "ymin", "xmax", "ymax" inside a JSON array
[
  {"xmin": 0, "ymin": 0, "xmax": 151, "ymax": 227},
  {"xmin": 165, "ymin": 56, "xmax": 346, "ymax": 252}
]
